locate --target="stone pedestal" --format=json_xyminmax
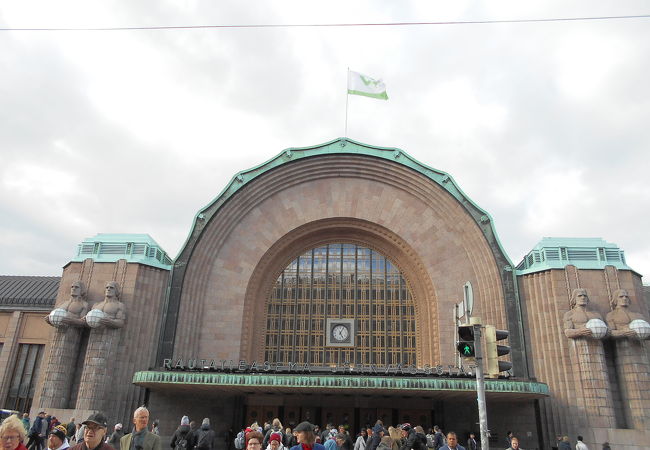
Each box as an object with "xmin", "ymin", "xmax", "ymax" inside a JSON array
[
  {"xmin": 39, "ymin": 327, "xmax": 83, "ymax": 409},
  {"xmin": 615, "ymin": 339, "xmax": 650, "ymax": 429},
  {"xmin": 75, "ymin": 326, "xmax": 122, "ymax": 412},
  {"xmin": 571, "ymin": 338, "xmax": 616, "ymax": 428}
]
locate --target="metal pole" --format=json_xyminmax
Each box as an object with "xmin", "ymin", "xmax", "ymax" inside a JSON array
[
  {"xmin": 473, "ymin": 324, "xmax": 490, "ymax": 450},
  {"xmin": 345, "ymin": 68, "xmax": 350, "ymax": 137}
]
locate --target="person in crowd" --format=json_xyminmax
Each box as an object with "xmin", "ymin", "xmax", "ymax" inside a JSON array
[
  {"xmin": 47, "ymin": 425, "xmax": 69, "ymax": 450},
  {"xmin": 28, "ymin": 411, "xmax": 49, "ymax": 450},
  {"xmin": 74, "ymin": 426, "xmax": 85, "ymax": 447},
  {"xmin": 364, "ymin": 429, "xmax": 372, "ymax": 449},
  {"xmin": 465, "ymin": 434, "xmax": 477, "ymax": 450},
  {"xmin": 247, "ymin": 432, "xmax": 264, "ymax": 450},
  {"xmin": 353, "ymin": 430, "xmax": 367, "ymax": 450},
  {"xmin": 120, "ymin": 407, "xmax": 161, "ymax": 450},
  {"xmin": 398, "ymin": 424, "xmax": 425, "ymax": 450},
  {"xmin": 430, "ymin": 428, "xmax": 443, "ymax": 450},
  {"xmin": 575, "ymin": 436, "xmax": 588, "ymax": 450},
  {"xmin": 506, "ymin": 436, "xmax": 521, "ymax": 450},
  {"xmin": 1, "ymin": 414, "xmax": 28, "ymax": 450},
  {"xmin": 504, "ymin": 432, "xmax": 513, "ymax": 449},
  {"xmin": 283, "ymin": 429, "xmax": 296, "ymax": 449},
  {"xmin": 65, "ymin": 421, "xmax": 76, "ymax": 442},
  {"xmin": 387, "ymin": 428, "xmax": 400, "ymax": 450},
  {"xmin": 170, "ymin": 417, "xmax": 192, "ymax": 450},
  {"xmin": 21, "ymin": 415, "xmax": 30, "ymax": 434},
  {"xmin": 336, "ymin": 428, "xmax": 352, "ymax": 450},
  {"xmin": 376, "ymin": 437, "xmax": 391, "ymax": 450},
  {"xmin": 106, "ymin": 425, "xmax": 123, "ymax": 449},
  {"xmin": 70, "ymin": 413, "xmax": 112, "ymax": 450},
  {"xmin": 438, "ymin": 432, "xmax": 464, "ymax": 450},
  {"xmin": 192, "ymin": 419, "xmax": 215, "ymax": 450},
  {"xmin": 50, "ymin": 420, "xmax": 60, "ymax": 433},
  {"xmin": 366, "ymin": 423, "xmax": 384, "ymax": 450},
  {"xmin": 265, "ymin": 433, "xmax": 284, "ymax": 450},
  {"xmin": 558, "ymin": 436, "xmax": 571, "ymax": 450},
  {"xmin": 263, "ymin": 420, "xmax": 284, "ymax": 448},
  {"xmin": 150, "ymin": 422, "xmax": 159, "ymax": 437},
  {"xmin": 289, "ymin": 422, "xmax": 325, "ymax": 450},
  {"xmin": 335, "ymin": 434, "xmax": 347, "ymax": 449},
  {"xmin": 324, "ymin": 437, "xmax": 337, "ymax": 450}
]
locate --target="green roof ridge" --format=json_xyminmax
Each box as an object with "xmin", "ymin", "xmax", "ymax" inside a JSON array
[
  {"xmin": 177, "ymin": 137, "xmax": 514, "ymax": 268},
  {"xmin": 70, "ymin": 233, "xmax": 172, "ymax": 270}
]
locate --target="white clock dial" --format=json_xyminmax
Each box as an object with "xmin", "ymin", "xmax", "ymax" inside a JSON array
[{"xmin": 333, "ymin": 324, "xmax": 349, "ymax": 341}]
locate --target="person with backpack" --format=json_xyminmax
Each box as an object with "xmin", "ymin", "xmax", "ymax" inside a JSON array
[
  {"xmin": 234, "ymin": 429, "xmax": 246, "ymax": 450},
  {"xmin": 170, "ymin": 417, "xmax": 192, "ymax": 450},
  {"xmin": 193, "ymin": 419, "xmax": 215, "ymax": 450}
]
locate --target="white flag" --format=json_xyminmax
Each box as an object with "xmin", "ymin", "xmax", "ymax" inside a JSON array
[{"xmin": 347, "ymin": 70, "xmax": 388, "ymax": 100}]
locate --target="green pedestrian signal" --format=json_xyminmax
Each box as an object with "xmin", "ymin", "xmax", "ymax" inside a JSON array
[{"xmin": 457, "ymin": 325, "xmax": 476, "ymax": 358}]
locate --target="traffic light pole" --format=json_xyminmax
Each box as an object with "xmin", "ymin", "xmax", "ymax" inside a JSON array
[{"xmin": 473, "ymin": 324, "xmax": 490, "ymax": 450}]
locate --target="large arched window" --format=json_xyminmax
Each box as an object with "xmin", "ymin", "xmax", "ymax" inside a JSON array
[{"xmin": 264, "ymin": 243, "xmax": 417, "ymax": 367}]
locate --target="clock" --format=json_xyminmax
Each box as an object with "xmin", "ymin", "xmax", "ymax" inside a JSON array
[
  {"xmin": 332, "ymin": 324, "xmax": 350, "ymax": 342},
  {"xmin": 326, "ymin": 319, "xmax": 355, "ymax": 347}
]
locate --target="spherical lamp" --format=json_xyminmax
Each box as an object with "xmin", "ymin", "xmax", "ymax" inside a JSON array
[
  {"xmin": 48, "ymin": 308, "xmax": 68, "ymax": 327},
  {"xmin": 585, "ymin": 318, "xmax": 608, "ymax": 339},
  {"xmin": 85, "ymin": 309, "xmax": 106, "ymax": 328},
  {"xmin": 629, "ymin": 319, "xmax": 650, "ymax": 339}
]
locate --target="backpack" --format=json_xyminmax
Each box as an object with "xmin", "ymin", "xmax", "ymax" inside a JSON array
[
  {"xmin": 196, "ymin": 430, "xmax": 210, "ymax": 450},
  {"xmin": 425, "ymin": 435, "xmax": 435, "ymax": 449},
  {"xmin": 234, "ymin": 432, "xmax": 246, "ymax": 450},
  {"xmin": 175, "ymin": 436, "xmax": 189, "ymax": 450}
]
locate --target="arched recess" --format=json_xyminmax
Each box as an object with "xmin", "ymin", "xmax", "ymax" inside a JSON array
[{"xmin": 240, "ymin": 217, "xmax": 439, "ymax": 366}]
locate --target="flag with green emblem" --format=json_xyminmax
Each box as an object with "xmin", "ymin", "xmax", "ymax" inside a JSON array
[{"xmin": 347, "ymin": 70, "xmax": 388, "ymax": 100}]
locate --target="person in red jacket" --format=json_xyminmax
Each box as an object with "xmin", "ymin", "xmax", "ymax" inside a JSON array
[{"xmin": 1, "ymin": 414, "xmax": 29, "ymax": 450}]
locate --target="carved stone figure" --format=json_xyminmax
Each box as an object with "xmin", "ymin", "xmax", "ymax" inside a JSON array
[
  {"xmin": 85, "ymin": 281, "xmax": 126, "ymax": 328},
  {"xmin": 45, "ymin": 280, "xmax": 89, "ymax": 327},
  {"xmin": 606, "ymin": 289, "xmax": 650, "ymax": 339},
  {"xmin": 563, "ymin": 288, "xmax": 607, "ymax": 339}
]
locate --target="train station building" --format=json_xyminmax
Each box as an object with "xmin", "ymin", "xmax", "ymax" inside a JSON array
[{"xmin": 1, "ymin": 139, "xmax": 649, "ymax": 450}]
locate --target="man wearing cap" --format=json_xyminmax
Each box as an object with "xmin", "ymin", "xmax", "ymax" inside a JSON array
[
  {"xmin": 70, "ymin": 413, "xmax": 113, "ymax": 450},
  {"xmin": 290, "ymin": 422, "xmax": 325, "ymax": 450},
  {"xmin": 28, "ymin": 411, "xmax": 49, "ymax": 450},
  {"xmin": 398, "ymin": 424, "xmax": 426, "ymax": 450},
  {"xmin": 47, "ymin": 426, "xmax": 70, "ymax": 450},
  {"xmin": 120, "ymin": 408, "xmax": 161, "ymax": 450}
]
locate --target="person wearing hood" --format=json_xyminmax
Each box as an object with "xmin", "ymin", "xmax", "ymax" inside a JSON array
[
  {"xmin": 193, "ymin": 419, "xmax": 215, "ymax": 450},
  {"xmin": 47, "ymin": 426, "xmax": 70, "ymax": 450},
  {"xmin": 262, "ymin": 420, "xmax": 284, "ymax": 449},
  {"xmin": 106, "ymin": 425, "xmax": 123, "ymax": 449},
  {"xmin": 265, "ymin": 433, "xmax": 284, "ymax": 450},
  {"xmin": 170, "ymin": 417, "xmax": 192, "ymax": 450}
]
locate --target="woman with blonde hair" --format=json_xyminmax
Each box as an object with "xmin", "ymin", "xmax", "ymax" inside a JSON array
[
  {"xmin": 0, "ymin": 415, "xmax": 28, "ymax": 450},
  {"xmin": 387, "ymin": 427, "xmax": 400, "ymax": 450}
]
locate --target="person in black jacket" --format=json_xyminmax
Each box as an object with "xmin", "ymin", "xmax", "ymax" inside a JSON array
[
  {"xmin": 170, "ymin": 417, "xmax": 193, "ymax": 450},
  {"xmin": 398, "ymin": 424, "xmax": 426, "ymax": 450},
  {"xmin": 366, "ymin": 423, "xmax": 384, "ymax": 450}
]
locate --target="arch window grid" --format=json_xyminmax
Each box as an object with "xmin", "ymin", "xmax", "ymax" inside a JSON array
[{"xmin": 264, "ymin": 244, "xmax": 416, "ymax": 367}]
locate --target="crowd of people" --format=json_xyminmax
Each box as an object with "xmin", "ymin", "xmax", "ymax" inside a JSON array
[
  {"xmin": 1, "ymin": 411, "xmax": 602, "ymax": 450},
  {"xmin": 0, "ymin": 407, "xmax": 161, "ymax": 450},
  {"xmin": 231, "ymin": 419, "xmax": 505, "ymax": 450}
]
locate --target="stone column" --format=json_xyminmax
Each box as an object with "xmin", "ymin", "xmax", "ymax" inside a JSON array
[
  {"xmin": 0, "ymin": 312, "xmax": 23, "ymax": 402},
  {"xmin": 571, "ymin": 338, "xmax": 616, "ymax": 428},
  {"xmin": 38, "ymin": 327, "xmax": 83, "ymax": 408},
  {"xmin": 615, "ymin": 339, "xmax": 650, "ymax": 429},
  {"xmin": 75, "ymin": 327, "xmax": 122, "ymax": 412}
]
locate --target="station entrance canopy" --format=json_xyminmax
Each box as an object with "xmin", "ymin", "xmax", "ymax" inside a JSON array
[{"xmin": 133, "ymin": 370, "xmax": 549, "ymax": 401}]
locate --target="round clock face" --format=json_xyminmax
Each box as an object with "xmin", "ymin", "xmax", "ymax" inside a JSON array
[{"xmin": 332, "ymin": 324, "xmax": 350, "ymax": 341}]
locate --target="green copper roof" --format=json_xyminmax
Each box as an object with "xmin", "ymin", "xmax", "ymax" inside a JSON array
[
  {"xmin": 516, "ymin": 237, "xmax": 631, "ymax": 275},
  {"xmin": 178, "ymin": 137, "xmax": 513, "ymax": 267},
  {"xmin": 71, "ymin": 233, "xmax": 172, "ymax": 270},
  {"xmin": 133, "ymin": 370, "xmax": 549, "ymax": 398}
]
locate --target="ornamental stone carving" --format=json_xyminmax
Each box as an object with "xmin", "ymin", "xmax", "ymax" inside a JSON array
[
  {"xmin": 84, "ymin": 281, "xmax": 126, "ymax": 328},
  {"xmin": 606, "ymin": 289, "xmax": 650, "ymax": 340},
  {"xmin": 46, "ymin": 280, "xmax": 89, "ymax": 328},
  {"xmin": 563, "ymin": 288, "xmax": 608, "ymax": 339}
]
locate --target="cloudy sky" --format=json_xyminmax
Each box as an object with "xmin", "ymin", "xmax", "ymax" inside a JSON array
[{"xmin": 1, "ymin": 1, "xmax": 649, "ymax": 282}]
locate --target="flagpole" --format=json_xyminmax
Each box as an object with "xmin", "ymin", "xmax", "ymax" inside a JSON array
[{"xmin": 344, "ymin": 67, "xmax": 349, "ymax": 137}]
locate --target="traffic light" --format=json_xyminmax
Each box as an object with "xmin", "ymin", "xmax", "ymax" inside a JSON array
[
  {"xmin": 457, "ymin": 325, "xmax": 476, "ymax": 357},
  {"xmin": 485, "ymin": 325, "xmax": 512, "ymax": 377}
]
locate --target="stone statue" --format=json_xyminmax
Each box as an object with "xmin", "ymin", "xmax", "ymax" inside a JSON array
[
  {"xmin": 45, "ymin": 280, "xmax": 89, "ymax": 327},
  {"xmin": 606, "ymin": 289, "xmax": 649, "ymax": 339},
  {"xmin": 85, "ymin": 281, "xmax": 126, "ymax": 329},
  {"xmin": 563, "ymin": 288, "xmax": 607, "ymax": 339}
]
